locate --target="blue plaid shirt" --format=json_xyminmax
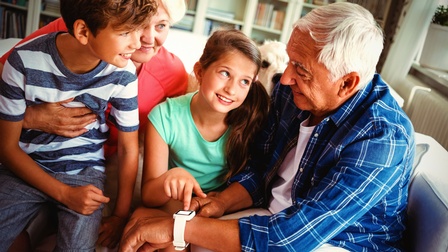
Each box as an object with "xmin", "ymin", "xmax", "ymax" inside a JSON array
[{"xmin": 230, "ymin": 74, "xmax": 415, "ymax": 251}]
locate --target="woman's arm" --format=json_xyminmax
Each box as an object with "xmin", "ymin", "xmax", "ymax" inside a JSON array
[{"xmin": 22, "ymin": 98, "xmax": 97, "ymax": 137}]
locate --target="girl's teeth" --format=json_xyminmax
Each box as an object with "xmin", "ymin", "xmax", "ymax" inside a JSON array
[{"xmin": 218, "ymin": 94, "xmax": 231, "ymax": 102}]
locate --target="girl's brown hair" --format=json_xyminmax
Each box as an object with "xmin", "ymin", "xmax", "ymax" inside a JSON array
[{"xmin": 197, "ymin": 29, "xmax": 270, "ymax": 181}]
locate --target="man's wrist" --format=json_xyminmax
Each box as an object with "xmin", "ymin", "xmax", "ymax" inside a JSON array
[
  {"xmin": 220, "ymin": 182, "xmax": 251, "ymax": 213},
  {"xmin": 173, "ymin": 210, "xmax": 195, "ymax": 250}
]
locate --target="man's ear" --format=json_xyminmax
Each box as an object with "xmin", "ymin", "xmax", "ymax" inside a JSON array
[
  {"xmin": 72, "ymin": 19, "xmax": 90, "ymax": 45},
  {"xmin": 338, "ymin": 72, "xmax": 360, "ymax": 97},
  {"xmin": 193, "ymin": 62, "xmax": 202, "ymax": 85}
]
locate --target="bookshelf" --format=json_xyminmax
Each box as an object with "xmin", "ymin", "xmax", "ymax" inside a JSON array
[
  {"xmin": 0, "ymin": 0, "xmax": 32, "ymax": 38},
  {"xmin": 182, "ymin": 0, "xmax": 295, "ymax": 43},
  {"xmin": 39, "ymin": 0, "xmax": 60, "ymax": 28},
  {"xmin": 0, "ymin": 0, "xmax": 59, "ymax": 39},
  {"xmin": 1, "ymin": 0, "xmax": 393, "ymax": 46},
  {"xmin": 174, "ymin": 0, "xmax": 198, "ymax": 31},
  {"xmin": 179, "ymin": 0, "xmax": 393, "ymax": 44}
]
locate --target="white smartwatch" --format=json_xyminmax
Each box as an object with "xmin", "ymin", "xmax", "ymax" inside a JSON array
[{"xmin": 173, "ymin": 210, "xmax": 196, "ymax": 250}]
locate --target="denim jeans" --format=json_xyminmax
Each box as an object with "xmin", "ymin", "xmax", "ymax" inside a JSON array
[{"xmin": 0, "ymin": 165, "xmax": 106, "ymax": 252}]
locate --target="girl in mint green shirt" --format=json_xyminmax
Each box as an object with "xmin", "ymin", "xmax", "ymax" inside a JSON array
[{"xmin": 139, "ymin": 29, "xmax": 270, "ymax": 214}]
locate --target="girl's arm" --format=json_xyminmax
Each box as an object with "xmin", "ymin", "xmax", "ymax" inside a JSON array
[
  {"xmin": 140, "ymin": 121, "xmax": 172, "ymax": 207},
  {"xmin": 141, "ymin": 121, "xmax": 206, "ymax": 209}
]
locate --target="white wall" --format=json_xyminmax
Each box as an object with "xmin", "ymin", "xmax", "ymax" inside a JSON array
[{"xmin": 381, "ymin": 0, "xmax": 438, "ymax": 89}]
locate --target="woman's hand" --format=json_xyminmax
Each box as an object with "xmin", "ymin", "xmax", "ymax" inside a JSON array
[
  {"xmin": 163, "ymin": 168, "xmax": 207, "ymax": 210},
  {"xmin": 23, "ymin": 98, "xmax": 97, "ymax": 138}
]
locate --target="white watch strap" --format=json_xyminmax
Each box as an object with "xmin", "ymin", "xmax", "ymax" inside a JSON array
[{"xmin": 173, "ymin": 216, "xmax": 189, "ymax": 250}]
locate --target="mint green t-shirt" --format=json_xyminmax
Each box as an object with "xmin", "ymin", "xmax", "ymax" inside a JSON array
[{"xmin": 148, "ymin": 92, "xmax": 229, "ymax": 192}]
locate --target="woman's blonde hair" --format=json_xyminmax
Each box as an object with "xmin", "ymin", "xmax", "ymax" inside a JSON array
[{"xmin": 160, "ymin": 0, "xmax": 186, "ymax": 24}]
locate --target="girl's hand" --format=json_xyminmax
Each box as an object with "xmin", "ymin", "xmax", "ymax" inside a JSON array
[{"xmin": 163, "ymin": 168, "xmax": 207, "ymax": 210}]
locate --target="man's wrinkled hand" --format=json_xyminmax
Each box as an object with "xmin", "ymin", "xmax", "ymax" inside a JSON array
[
  {"xmin": 98, "ymin": 215, "xmax": 127, "ymax": 249},
  {"xmin": 119, "ymin": 216, "xmax": 173, "ymax": 252},
  {"xmin": 190, "ymin": 191, "xmax": 226, "ymax": 218}
]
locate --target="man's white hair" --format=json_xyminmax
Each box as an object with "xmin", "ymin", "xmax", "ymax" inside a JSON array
[{"xmin": 293, "ymin": 2, "xmax": 384, "ymax": 88}]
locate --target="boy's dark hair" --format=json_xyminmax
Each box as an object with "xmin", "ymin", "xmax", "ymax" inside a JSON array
[
  {"xmin": 60, "ymin": 0, "xmax": 157, "ymax": 36},
  {"xmin": 198, "ymin": 29, "xmax": 270, "ymax": 180}
]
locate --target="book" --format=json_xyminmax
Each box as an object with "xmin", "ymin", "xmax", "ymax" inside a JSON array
[{"xmin": 206, "ymin": 8, "xmax": 235, "ymax": 20}]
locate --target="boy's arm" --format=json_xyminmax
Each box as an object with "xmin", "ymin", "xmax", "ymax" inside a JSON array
[
  {"xmin": 0, "ymin": 119, "xmax": 109, "ymax": 214},
  {"xmin": 0, "ymin": 18, "xmax": 93, "ymax": 138},
  {"xmin": 114, "ymin": 130, "xmax": 139, "ymax": 218},
  {"xmin": 0, "ymin": 119, "xmax": 70, "ymax": 197},
  {"xmin": 98, "ymin": 129, "xmax": 139, "ymax": 248}
]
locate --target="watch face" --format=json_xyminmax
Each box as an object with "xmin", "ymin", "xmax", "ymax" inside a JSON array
[{"xmin": 175, "ymin": 210, "xmax": 194, "ymax": 216}]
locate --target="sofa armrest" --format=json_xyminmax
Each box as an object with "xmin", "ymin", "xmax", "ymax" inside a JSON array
[{"xmin": 405, "ymin": 133, "xmax": 448, "ymax": 251}]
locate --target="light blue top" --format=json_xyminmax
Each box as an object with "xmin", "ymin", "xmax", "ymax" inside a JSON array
[{"xmin": 148, "ymin": 92, "xmax": 229, "ymax": 192}]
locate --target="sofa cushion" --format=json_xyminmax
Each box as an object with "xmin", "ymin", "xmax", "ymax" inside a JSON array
[
  {"xmin": 404, "ymin": 133, "xmax": 448, "ymax": 251},
  {"xmin": 406, "ymin": 172, "xmax": 448, "ymax": 251},
  {"xmin": 410, "ymin": 143, "xmax": 429, "ymax": 179}
]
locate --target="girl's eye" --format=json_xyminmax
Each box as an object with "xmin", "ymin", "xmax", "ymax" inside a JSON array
[
  {"xmin": 120, "ymin": 32, "xmax": 131, "ymax": 37},
  {"xmin": 240, "ymin": 79, "xmax": 250, "ymax": 86},
  {"xmin": 220, "ymin": 71, "xmax": 230, "ymax": 77}
]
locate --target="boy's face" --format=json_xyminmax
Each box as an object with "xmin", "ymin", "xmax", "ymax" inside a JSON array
[{"xmin": 86, "ymin": 23, "xmax": 142, "ymax": 68}]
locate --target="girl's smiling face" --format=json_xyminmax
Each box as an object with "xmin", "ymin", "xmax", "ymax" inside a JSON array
[{"xmin": 195, "ymin": 51, "xmax": 258, "ymax": 114}]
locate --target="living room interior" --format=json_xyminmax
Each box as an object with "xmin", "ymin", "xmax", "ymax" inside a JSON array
[{"xmin": 0, "ymin": 0, "xmax": 447, "ymax": 251}]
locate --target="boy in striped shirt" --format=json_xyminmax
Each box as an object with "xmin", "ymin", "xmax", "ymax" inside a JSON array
[{"xmin": 0, "ymin": 0, "xmax": 156, "ymax": 250}]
